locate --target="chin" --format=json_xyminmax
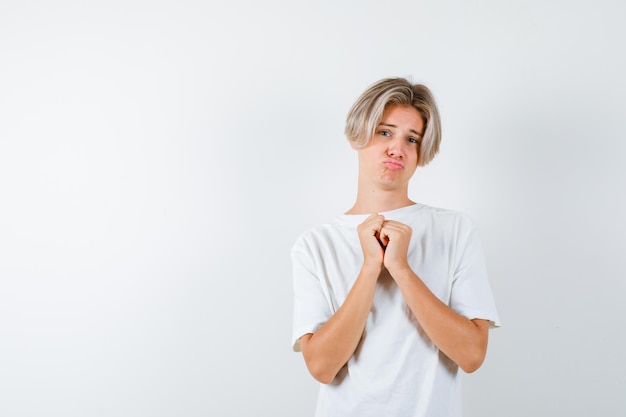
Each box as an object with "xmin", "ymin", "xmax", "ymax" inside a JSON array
[{"xmin": 378, "ymin": 180, "xmax": 406, "ymax": 191}]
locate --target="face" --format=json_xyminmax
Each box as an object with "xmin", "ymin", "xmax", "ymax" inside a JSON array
[{"xmin": 356, "ymin": 105, "xmax": 424, "ymax": 191}]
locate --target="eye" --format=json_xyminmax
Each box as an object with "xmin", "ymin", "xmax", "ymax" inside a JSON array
[
  {"xmin": 379, "ymin": 130, "xmax": 391, "ymax": 137},
  {"xmin": 408, "ymin": 137, "xmax": 420, "ymax": 144}
]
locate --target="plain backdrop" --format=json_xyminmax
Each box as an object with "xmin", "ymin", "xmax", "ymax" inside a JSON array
[{"xmin": 1, "ymin": 1, "xmax": 625, "ymax": 416}]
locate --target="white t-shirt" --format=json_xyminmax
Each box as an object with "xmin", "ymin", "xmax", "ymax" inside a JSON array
[{"xmin": 291, "ymin": 204, "xmax": 500, "ymax": 417}]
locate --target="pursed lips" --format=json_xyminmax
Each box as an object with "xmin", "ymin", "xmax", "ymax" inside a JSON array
[{"xmin": 383, "ymin": 159, "xmax": 404, "ymax": 170}]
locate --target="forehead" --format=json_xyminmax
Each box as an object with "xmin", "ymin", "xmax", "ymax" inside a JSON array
[{"xmin": 379, "ymin": 105, "xmax": 424, "ymax": 132}]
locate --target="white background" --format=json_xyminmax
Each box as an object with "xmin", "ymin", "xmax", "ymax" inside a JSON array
[{"xmin": 1, "ymin": 1, "xmax": 625, "ymax": 416}]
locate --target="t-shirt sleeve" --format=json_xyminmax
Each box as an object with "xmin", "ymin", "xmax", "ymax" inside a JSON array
[
  {"xmin": 291, "ymin": 236, "xmax": 333, "ymax": 352},
  {"xmin": 449, "ymin": 219, "xmax": 501, "ymax": 328}
]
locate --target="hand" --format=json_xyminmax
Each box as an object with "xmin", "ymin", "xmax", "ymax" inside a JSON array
[
  {"xmin": 357, "ymin": 214, "xmax": 386, "ymax": 270},
  {"xmin": 379, "ymin": 220, "xmax": 412, "ymax": 273}
]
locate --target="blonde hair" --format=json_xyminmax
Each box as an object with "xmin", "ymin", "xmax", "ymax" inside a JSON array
[{"xmin": 344, "ymin": 77, "xmax": 442, "ymax": 166}]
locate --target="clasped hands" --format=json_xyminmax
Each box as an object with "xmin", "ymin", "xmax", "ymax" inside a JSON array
[{"xmin": 357, "ymin": 213, "xmax": 412, "ymax": 274}]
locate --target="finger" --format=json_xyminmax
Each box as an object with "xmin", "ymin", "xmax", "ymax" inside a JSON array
[
  {"xmin": 381, "ymin": 221, "xmax": 412, "ymax": 235},
  {"xmin": 378, "ymin": 226, "xmax": 390, "ymax": 246},
  {"xmin": 363, "ymin": 214, "xmax": 385, "ymax": 235},
  {"xmin": 380, "ymin": 224, "xmax": 406, "ymax": 243}
]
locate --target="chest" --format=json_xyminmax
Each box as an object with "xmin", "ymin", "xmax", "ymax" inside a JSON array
[{"xmin": 313, "ymin": 229, "xmax": 456, "ymax": 312}]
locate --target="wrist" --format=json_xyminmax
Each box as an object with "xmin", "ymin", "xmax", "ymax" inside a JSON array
[
  {"xmin": 361, "ymin": 261, "xmax": 383, "ymax": 275},
  {"xmin": 384, "ymin": 262, "xmax": 412, "ymax": 278}
]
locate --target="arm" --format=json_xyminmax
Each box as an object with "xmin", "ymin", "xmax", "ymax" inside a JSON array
[
  {"xmin": 300, "ymin": 264, "xmax": 379, "ymax": 383},
  {"xmin": 299, "ymin": 214, "xmax": 386, "ymax": 384},
  {"xmin": 379, "ymin": 220, "xmax": 490, "ymax": 373}
]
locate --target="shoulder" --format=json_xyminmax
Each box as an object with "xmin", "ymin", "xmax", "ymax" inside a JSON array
[
  {"xmin": 291, "ymin": 220, "xmax": 347, "ymax": 253},
  {"xmin": 409, "ymin": 204, "xmax": 478, "ymax": 232}
]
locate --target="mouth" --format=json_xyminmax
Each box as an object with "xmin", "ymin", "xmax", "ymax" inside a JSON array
[{"xmin": 383, "ymin": 160, "xmax": 404, "ymax": 170}]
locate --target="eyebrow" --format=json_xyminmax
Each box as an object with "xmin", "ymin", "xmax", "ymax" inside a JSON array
[{"xmin": 378, "ymin": 122, "xmax": 423, "ymax": 137}]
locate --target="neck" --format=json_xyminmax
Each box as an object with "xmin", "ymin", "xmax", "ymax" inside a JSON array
[{"xmin": 346, "ymin": 187, "xmax": 414, "ymax": 214}]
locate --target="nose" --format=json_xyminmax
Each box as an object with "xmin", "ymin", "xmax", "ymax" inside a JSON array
[{"xmin": 387, "ymin": 137, "xmax": 404, "ymax": 158}]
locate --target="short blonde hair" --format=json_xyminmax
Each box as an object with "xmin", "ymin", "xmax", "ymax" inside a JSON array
[{"xmin": 344, "ymin": 77, "xmax": 442, "ymax": 166}]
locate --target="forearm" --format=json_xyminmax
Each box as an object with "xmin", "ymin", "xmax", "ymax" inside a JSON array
[
  {"xmin": 300, "ymin": 264, "xmax": 380, "ymax": 384},
  {"xmin": 389, "ymin": 266, "xmax": 489, "ymax": 373}
]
